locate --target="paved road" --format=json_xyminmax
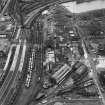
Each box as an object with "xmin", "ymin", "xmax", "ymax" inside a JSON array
[{"xmin": 75, "ymin": 25, "xmax": 105, "ymax": 105}]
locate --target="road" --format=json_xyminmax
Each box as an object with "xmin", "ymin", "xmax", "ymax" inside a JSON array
[{"xmin": 75, "ymin": 25, "xmax": 105, "ymax": 105}]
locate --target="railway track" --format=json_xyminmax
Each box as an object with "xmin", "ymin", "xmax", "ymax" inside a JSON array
[
  {"xmin": 1, "ymin": 40, "xmax": 27, "ymax": 105},
  {"xmin": 0, "ymin": 44, "xmax": 16, "ymax": 86},
  {"xmin": 1, "ymin": 1, "xmax": 105, "ymax": 105},
  {"xmin": 13, "ymin": 10, "xmax": 44, "ymax": 105},
  {"xmin": 37, "ymin": 98, "xmax": 101, "ymax": 105},
  {"xmin": 14, "ymin": 44, "xmax": 34, "ymax": 105},
  {"xmin": 0, "ymin": 41, "xmax": 22, "ymax": 104}
]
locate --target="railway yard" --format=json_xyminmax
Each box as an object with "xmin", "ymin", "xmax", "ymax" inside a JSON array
[{"xmin": 0, "ymin": 0, "xmax": 105, "ymax": 105}]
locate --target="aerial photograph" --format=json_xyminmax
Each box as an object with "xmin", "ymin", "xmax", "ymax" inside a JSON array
[{"xmin": 0, "ymin": 0, "xmax": 105, "ymax": 105}]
